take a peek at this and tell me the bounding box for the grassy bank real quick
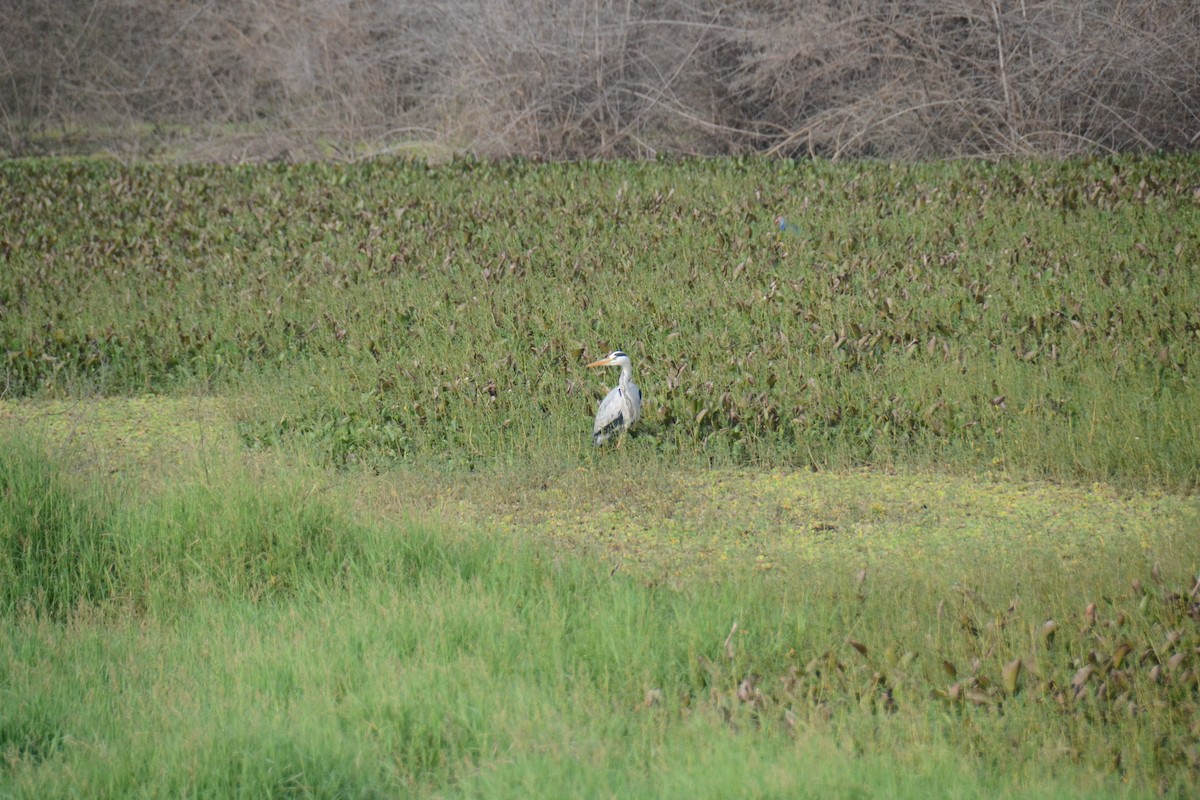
[2,417,1198,797]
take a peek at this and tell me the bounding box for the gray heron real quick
[587,350,641,445]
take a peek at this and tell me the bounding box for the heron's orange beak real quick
[586,356,614,368]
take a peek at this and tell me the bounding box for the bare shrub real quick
[0,0,1196,160]
[725,0,1200,158]
[0,0,444,159]
[408,0,738,158]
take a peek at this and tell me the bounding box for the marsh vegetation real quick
[2,155,1199,796]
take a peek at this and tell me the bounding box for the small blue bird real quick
[775,216,802,235]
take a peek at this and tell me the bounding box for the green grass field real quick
[2,156,1199,797]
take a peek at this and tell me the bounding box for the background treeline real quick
[2,0,1198,161]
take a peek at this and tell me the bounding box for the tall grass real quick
[2,431,1198,796]
[0,436,121,617]
[3,156,1199,489]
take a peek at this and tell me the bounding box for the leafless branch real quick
[1,0,1196,160]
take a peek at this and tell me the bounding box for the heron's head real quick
[587,351,630,369]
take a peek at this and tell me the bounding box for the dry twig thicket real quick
[2,0,1198,160]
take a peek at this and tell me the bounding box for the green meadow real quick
[2,156,1199,797]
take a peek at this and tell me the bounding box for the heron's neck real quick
[618,363,633,389]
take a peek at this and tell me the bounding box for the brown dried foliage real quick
[1,0,1197,160]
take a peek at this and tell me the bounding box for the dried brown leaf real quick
[1111,642,1133,670]
[1072,664,1095,690]
[1002,658,1023,695]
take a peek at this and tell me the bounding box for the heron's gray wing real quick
[593,386,626,437]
